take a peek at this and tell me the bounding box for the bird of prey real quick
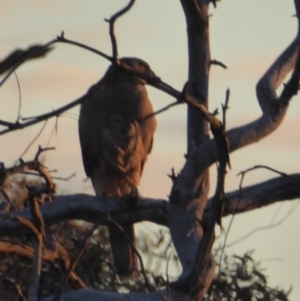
[78,57,157,278]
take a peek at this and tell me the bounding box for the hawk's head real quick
[106,57,156,84]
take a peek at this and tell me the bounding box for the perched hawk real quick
[78,58,157,277]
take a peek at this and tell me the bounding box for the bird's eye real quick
[140,66,146,71]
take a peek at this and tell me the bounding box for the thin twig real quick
[105,0,136,61]
[224,164,300,248]
[226,201,300,247]
[15,120,48,166]
[21,171,75,182]
[216,166,246,297]
[222,89,230,130]
[56,32,112,61]
[15,283,27,301]
[13,72,22,123]
[138,100,183,121]
[210,59,227,69]
[238,165,300,183]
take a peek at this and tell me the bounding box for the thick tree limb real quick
[0,171,299,238]
[183,25,300,179]
[218,173,300,216]
[168,1,214,298]
[0,196,168,237]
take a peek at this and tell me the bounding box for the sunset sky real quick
[1,0,300,299]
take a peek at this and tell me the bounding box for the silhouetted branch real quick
[56,32,112,61]
[105,0,136,61]
[16,121,48,164]
[13,72,22,123]
[210,59,227,69]
[172,80,230,296]
[208,173,300,216]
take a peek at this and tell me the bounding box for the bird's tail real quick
[107,222,137,278]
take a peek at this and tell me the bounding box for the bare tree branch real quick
[15,121,48,164]
[168,0,214,298]
[105,0,136,61]
[0,195,168,237]
[56,32,112,61]
[210,59,227,69]
[219,173,300,216]
[172,35,300,225]
[13,71,22,123]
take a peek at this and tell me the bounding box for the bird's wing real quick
[79,105,143,177]
[101,117,143,173]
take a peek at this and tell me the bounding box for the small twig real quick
[53,172,76,181]
[13,72,22,123]
[34,145,55,161]
[105,0,136,61]
[210,0,220,9]
[222,89,230,130]
[210,59,227,69]
[56,32,112,61]
[0,86,96,136]
[46,117,59,148]
[15,283,27,301]
[215,165,246,298]
[223,164,300,249]
[168,168,178,184]
[238,164,300,183]
[21,171,75,182]
[15,121,48,166]
[139,100,183,121]
[226,201,299,247]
